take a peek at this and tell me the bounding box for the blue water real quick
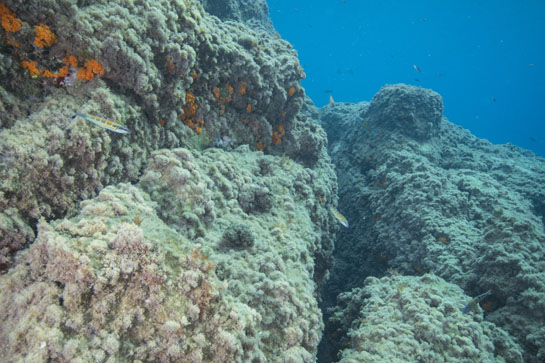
[268,0,545,157]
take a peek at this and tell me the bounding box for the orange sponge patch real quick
[76,59,105,80]
[84,59,104,75]
[0,3,22,33]
[288,87,296,97]
[63,55,78,68]
[34,24,56,48]
[272,124,285,145]
[21,60,41,77]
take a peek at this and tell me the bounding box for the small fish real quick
[462,289,492,314]
[329,95,335,108]
[324,89,334,93]
[529,137,536,142]
[491,96,496,102]
[71,113,130,134]
[361,121,374,134]
[413,64,422,74]
[330,206,349,227]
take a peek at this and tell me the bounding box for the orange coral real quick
[272,124,285,145]
[246,104,252,113]
[76,68,93,81]
[192,71,198,79]
[226,84,234,95]
[6,38,18,47]
[288,87,296,97]
[63,55,78,68]
[76,59,104,81]
[180,91,204,134]
[0,3,22,33]
[42,69,55,78]
[238,81,247,95]
[55,65,69,78]
[165,56,176,72]
[34,24,56,48]
[185,91,195,104]
[256,140,264,151]
[212,87,220,101]
[20,60,41,77]
[84,59,104,75]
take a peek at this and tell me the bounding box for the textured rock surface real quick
[0,143,337,361]
[200,0,274,33]
[320,83,545,361]
[0,1,339,361]
[326,273,523,362]
[0,0,311,267]
[365,83,443,141]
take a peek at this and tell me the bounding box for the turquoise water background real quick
[268,0,545,157]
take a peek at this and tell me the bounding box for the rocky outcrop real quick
[320,83,545,362]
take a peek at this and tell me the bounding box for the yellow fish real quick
[71,113,130,134]
[330,206,349,227]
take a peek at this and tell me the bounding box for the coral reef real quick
[320,83,545,361]
[326,273,523,362]
[0,0,313,267]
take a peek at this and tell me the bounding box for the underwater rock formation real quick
[365,83,443,141]
[0,144,337,361]
[320,83,545,362]
[327,273,523,362]
[0,1,338,361]
[200,0,274,33]
[0,0,310,268]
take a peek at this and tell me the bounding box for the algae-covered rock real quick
[0,0,317,267]
[221,222,256,249]
[320,84,545,362]
[0,184,256,362]
[327,273,523,363]
[0,142,337,361]
[363,83,443,141]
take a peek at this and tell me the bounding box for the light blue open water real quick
[269,0,545,157]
